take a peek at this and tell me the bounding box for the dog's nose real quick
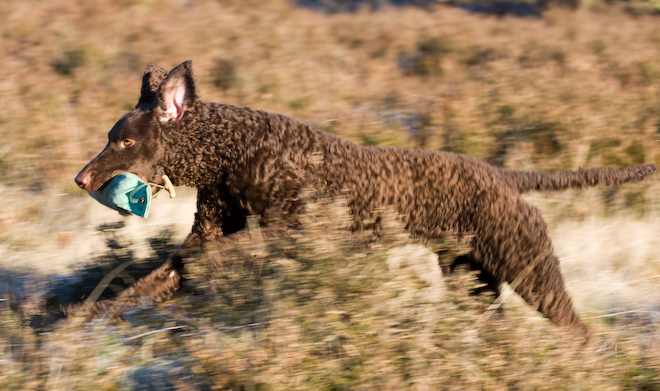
[75,171,91,190]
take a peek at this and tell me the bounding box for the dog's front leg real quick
[85,189,254,319]
[125,232,203,299]
[84,232,205,319]
[91,221,291,317]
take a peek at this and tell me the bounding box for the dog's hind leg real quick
[475,196,590,337]
[516,251,587,330]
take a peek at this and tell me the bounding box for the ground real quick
[0,0,659,389]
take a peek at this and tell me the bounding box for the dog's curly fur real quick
[76,61,656,331]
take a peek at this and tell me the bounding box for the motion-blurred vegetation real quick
[3,196,660,390]
[1,0,660,389]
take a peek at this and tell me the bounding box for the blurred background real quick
[1,0,660,389]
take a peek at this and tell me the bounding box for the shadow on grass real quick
[292,0,437,13]
[292,0,572,17]
[1,221,179,332]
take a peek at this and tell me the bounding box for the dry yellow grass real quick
[0,0,659,389]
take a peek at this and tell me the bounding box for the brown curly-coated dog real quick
[75,61,656,333]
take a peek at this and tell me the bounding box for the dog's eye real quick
[122,139,134,147]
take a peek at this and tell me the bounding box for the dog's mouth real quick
[95,172,153,192]
[93,171,126,192]
[92,172,172,200]
[95,179,112,192]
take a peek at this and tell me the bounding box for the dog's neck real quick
[158,103,272,188]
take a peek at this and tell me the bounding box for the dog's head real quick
[75,61,199,192]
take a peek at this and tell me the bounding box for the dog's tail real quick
[502,164,656,193]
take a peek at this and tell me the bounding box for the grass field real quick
[1,0,660,389]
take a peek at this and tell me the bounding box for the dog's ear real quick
[156,61,199,123]
[136,64,168,109]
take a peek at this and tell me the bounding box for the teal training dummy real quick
[88,173,176,219]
